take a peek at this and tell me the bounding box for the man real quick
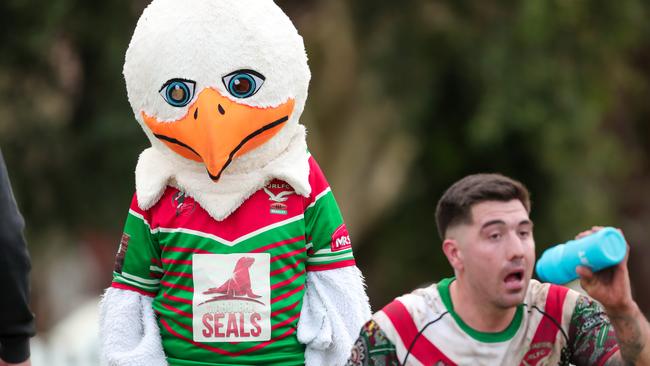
[347,173,650,365]
[0,150,34,366]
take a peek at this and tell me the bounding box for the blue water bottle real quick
[536,227,627,284]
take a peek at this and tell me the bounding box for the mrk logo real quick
[331,224,352,252]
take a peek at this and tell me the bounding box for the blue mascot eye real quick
[222,70,265,99]
[159,79,196,107]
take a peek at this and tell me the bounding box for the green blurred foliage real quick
[1,0,649,314]
[348,0,650,308]
[0,0,149,232]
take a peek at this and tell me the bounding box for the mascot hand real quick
[99,287,168,366]
[297,281,332,349]
[298,266,371,366]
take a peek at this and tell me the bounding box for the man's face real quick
[448,200,535,309]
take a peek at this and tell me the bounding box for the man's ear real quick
[442,238,463,272]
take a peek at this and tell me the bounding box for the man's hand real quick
[575,226,634,313]
[575,226,649,365]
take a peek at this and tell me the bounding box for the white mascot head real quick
[124,0,311,182]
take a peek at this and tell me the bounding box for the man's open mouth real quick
[504,270,524,283]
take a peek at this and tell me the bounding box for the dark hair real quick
[435,173,531,240]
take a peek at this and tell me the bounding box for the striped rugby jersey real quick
[111,156,355,366]
[371,278,619,366]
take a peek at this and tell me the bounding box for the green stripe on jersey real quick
[304,190,345,253]
[155,217,305,253]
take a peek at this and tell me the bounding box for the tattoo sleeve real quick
[346,319,399,366]
[605,304,649,366]
[569,296,620,365]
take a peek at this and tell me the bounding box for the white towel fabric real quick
[99,287,168,366]
[298,266,372,366]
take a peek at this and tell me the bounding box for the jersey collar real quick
[437,277,524,343]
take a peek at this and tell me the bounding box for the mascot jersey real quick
[112,156,354,365]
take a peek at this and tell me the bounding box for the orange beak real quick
[142,88,295,181]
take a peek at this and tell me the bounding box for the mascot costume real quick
[99,0,371,365]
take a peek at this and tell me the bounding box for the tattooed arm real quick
[574,227,650,365]
[346,320,399,366]
[602,303,649,365]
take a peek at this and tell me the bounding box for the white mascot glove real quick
[298,266,371,366]
[99,287,168,366]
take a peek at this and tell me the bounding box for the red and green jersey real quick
[111,156,355,366]
[347,278,619,366]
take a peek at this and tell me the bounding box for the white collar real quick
[134,125,311,221]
